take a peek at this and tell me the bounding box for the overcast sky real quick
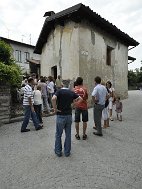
[0,0,141,70]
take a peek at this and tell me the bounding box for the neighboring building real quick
[34,3,139,99]
[0,36,40,75]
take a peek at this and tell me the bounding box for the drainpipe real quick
[59,27,63,77]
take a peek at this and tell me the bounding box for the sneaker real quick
[93,132,103,136]
[36,126,43,131]
[83,134,87,140]
[93,126,97,130]
[75,134,80,140]
[64,153,70,157]
[21,129,30,133]
[55,152,62,157]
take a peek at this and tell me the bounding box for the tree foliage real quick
[0,40,14,65]
[0,40,22,87]
[128,66,142,88]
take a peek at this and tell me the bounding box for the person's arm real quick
[51,95,57,114]
[120,102,123,111]
[91,88,98,104]
[28,96,35,112]
[74,96,82,103]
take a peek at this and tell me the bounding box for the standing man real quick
[55,75,63,90]
[21,77,43,132]
[92,76,108,136]
[73,77,88,140]
[52,80,82,157]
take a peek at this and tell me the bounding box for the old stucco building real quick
[34,3,139,100]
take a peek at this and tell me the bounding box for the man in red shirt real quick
[73,77,88,140]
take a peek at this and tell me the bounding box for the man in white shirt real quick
[92,76,108,136]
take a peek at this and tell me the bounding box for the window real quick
[24,52,30,63]
[15,50,21,62]
[106,46,113,66]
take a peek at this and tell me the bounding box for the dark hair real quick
[31,73,36,77]
[62,80,70,88]
[75,77,83,85]
[21,84,25,87]
[106,81,112,87]
[41,78,46,83]
[116,96,120,100]
[28,77,34,83]
[48,76,53,82]
[94,76,101,84]
[37,85,41,90]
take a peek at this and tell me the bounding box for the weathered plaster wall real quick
[78,21,128,100]
[41,22,79,79]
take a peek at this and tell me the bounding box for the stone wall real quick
[0,85,11,125]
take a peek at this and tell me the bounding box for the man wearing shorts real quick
[74,77,88,140]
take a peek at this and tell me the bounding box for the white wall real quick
[41,22,79,79]
[10,43,40,73]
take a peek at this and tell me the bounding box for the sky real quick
[0,0,141,70]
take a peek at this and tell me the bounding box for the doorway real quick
[51,66,57,79]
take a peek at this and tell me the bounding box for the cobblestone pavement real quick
[0,90,142,189]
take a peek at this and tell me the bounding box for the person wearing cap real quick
[52,79,82,157]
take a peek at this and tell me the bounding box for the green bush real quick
[0,62,22,87]
[0,40,14,65]
[0,40,22,87]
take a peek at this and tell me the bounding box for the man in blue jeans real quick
[52,79,82,157]
[21,77,43,132]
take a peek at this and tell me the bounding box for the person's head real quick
[116,96,120,102]
[31,73,36,79]
[106,81,112,88]
[39,76,43,80]
[75,77,83,86]
[94,76,101,84]
[21,84,25,87]
[28,77,34,85]
[58,75,61,79]
[62,79,70,88]
[48,76,53,82]
[101,81,105,86]
[41,78,46,83]
[37,85,41,91]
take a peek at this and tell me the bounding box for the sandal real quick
[83,134,87,140]
[75,134,80,140]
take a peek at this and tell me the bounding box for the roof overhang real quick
[34,3,139,54]
[128,56,136,64]
[27,59,40,64]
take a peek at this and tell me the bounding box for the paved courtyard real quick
[0,90,142,189]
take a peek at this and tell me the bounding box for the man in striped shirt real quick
[21,77,43,132]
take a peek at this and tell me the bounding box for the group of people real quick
[21,74,123,157]
[20,73,63,132]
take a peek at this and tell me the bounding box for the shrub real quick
[0,40,22,87]
[0,62,22,87]
[0,40,14,65]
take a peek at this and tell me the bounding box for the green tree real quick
[128,70,137,86]
[0,40,14,65]
[0,40,22,87]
